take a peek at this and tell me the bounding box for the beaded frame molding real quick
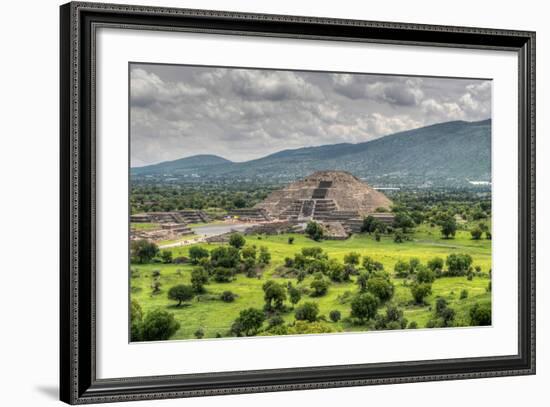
[60,2,535,404]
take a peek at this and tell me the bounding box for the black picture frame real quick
[60,2,536,404]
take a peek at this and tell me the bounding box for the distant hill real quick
[131,119,491,187]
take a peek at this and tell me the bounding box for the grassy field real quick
[131,222,160,230]
[130,224,491,340]
[130,226,491,339]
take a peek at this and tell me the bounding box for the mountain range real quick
[131,119,491,188]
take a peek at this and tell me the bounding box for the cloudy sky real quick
[130,63,491,167]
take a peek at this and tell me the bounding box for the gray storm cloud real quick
[130,64,491,167]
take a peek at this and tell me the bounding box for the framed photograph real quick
[60,2,535,404]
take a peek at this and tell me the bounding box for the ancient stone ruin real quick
[254,170,394,231]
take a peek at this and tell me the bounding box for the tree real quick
[344,252,361,266]
[263,280,287,310]
[357,272,369,292]
[366,277,394,302]
[229,233,246,249]
[190,267,209,293]
[305,221,324,241]
[350,293,379,323]
[220,290,236,302]
[393,212,414,232]
[231,308,266,336]
[288,285,302,305]
[410,282,432,304]
[168,284,194,306]
[361,215,376,233]
[374,303,407,330]
[212,267,234,283]
[328,261,347,282]
[363,256,384,272]
[446,253,473,276]
[130,299,143,341]
[470,227,483,240]
[310,275,329,297]
[329,310,341,323]
[427,257,444,273]
[393,231,405,243]
[440,215,457,239]
[210,246,240,268]
[160,250,173,264]
[288,236,295,244]
[258,246,271,265]
[470,303,491,326]
[295,302,319,322]
[131,240,159,264]
[188,246,209,265]
[241,245,257,261]
[140,309,180,341]
[394,260,409,278]
[194,327,205,339]
[415,265,436,284]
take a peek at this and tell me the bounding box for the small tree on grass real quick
[229,233,246,249]
[415,265,436,284]
[310,275,329,297]
[131,240,159,264]
[168,284,194,306]
[140,309,180,341]
[161,250,173,264]
[295,302,319,322]
[189,246,209,265]
[427,257,444,273]
[394,232,405,243]
[470,303,491,326]
[288,285,301,306]
[194,327,205,339]
[288,236,295,244]
[357,272,369,293]
[470,227,483,240]
[263,280,287,311]
[366,277,394,303]
[394,259,410,278]
[446,253,473,276]
[231,308,265,336]
[258,246,271,265]
[305,221,324,241]
[350,293,379,323]
[410,282,432,304]
[440,216,457,239]
[329,310,341,323]
[191,267,209,293]
[344,252,361,266]
[220,290,236,302]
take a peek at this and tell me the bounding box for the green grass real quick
[131,222,160,230]
[131,225,491,340]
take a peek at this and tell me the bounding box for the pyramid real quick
[255,171,392,221]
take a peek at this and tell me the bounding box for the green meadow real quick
[130,225,491,340]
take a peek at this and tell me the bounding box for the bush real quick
[329,310,341,323]
[284,257,294,268]
[356,272,369,293]
[408,321,418,329]
[194,327,205,339]
[210,246,240,268]
[189,246,209,264]
[344,252,361,266]
[131,239,159,264]
[160,250,173,264]
[268,314,285,328]
[394,232,405,243]
[440,215,457,239]
[140,309,180,341]
[231,308,266,336]
[212,267,234,283]
[446,253,473,276]
[460,289,469,300]
[130,299,143,341]
[310,275,330,297]
[366,277,394,302]
[241,245,257,261]
[415,265,436,284]
[470,227,483,240]
[363,256,384,272]
[328,261,348,282]
[258,246,271,265]
[288,285,301,305]
[288,236,295,244]
[375,303,407,330]
[229,233,246,249]
[220,290,236,302]
[394,260,409,278]
[470,303,491,326]
[191,267,209,293]
[410,282,432,304]
[427,257,444,273]
[295,302,319,322]
[350,293,379,323]
[263,280,287,310]
[168,284,194,306]
[305,221,324,241]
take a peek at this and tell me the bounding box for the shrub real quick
[446,253,473,276]
[263,280,287,310]
[305,221,324,241]
[394,232,405,243]
[168,284,194,306]
[220,290,236,302]
[258,246,271,265]
[288,285,301,305]
[301,247,326,259]
[470,303,491,326]
[268,314,285,328]
[366,277,394,302]
[295,302,319,322]
[350,293,379,323]
[440,215,457,239]
[194,327,205,339]
[363,256,384,272]
[284,257,294,268]
[288,236,295,244]
[231,308,266,336]
[328,261,347,282]
[394,259,409,278]
[160,250,173,264]
[229,233,246,249]
[356,271,369,293]
[460,289,469,300]
[329,310,341,323]
[375,303,407,330]
[310,275,329,297]
[470,227,483,240]
[212,267,234,283]
[140,309,180,341]
[151,270,161,278]
[130,299,143,341]
[191,267,209,293]
[131,239,159,264]
[410,282,432,304]
[415,265,436,284]
[427,257,444,274]
[210,246,240,268]
[241,245,257,261]
[189,246,209,264]
[344,252,361,266]
[408,321,418,329]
